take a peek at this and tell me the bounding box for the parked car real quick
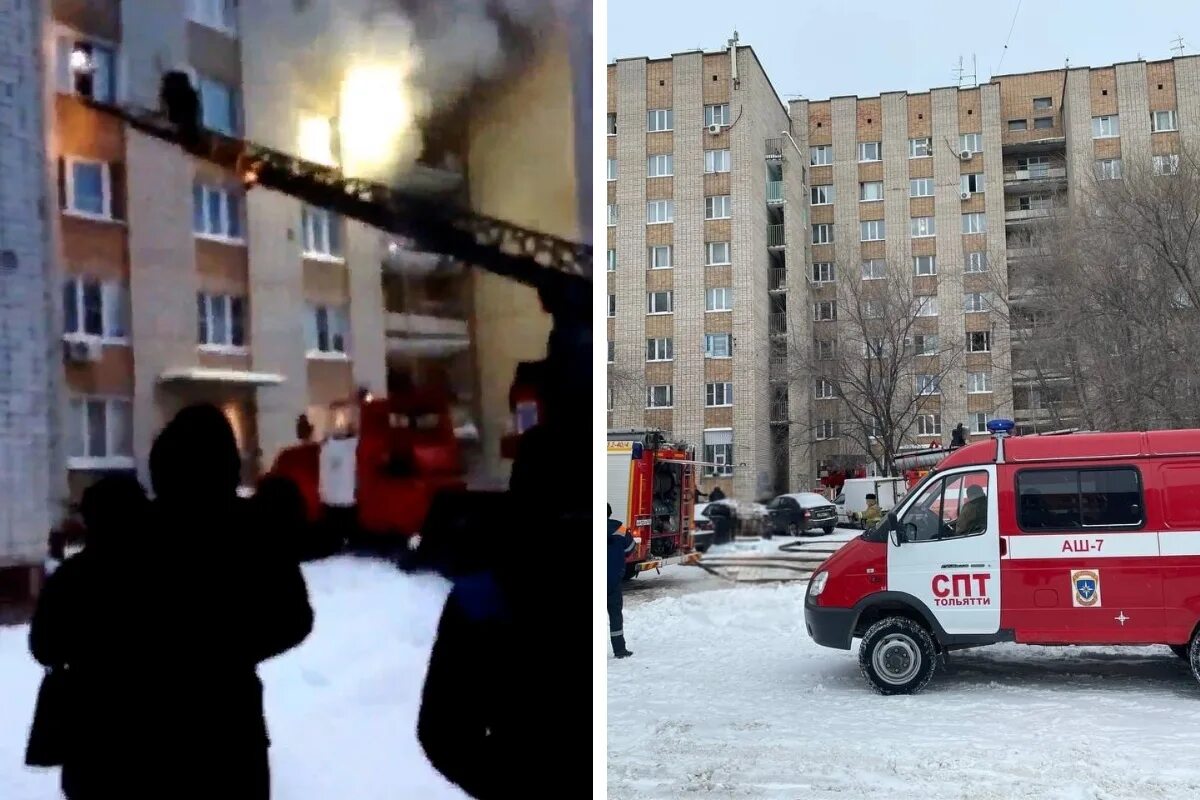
[766,493,838,537]
[693,502,716,552]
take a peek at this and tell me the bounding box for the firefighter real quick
[859,493,883,529]
[956,484,988,535]
[607,504,634,659]
[318,401,359,552]
[708,486,726,502]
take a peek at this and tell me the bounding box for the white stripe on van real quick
[1157,531,1200,557]
[1004,532,1159,560]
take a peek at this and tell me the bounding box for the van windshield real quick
[860,469,939,542]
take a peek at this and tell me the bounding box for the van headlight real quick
[809,571,828,598]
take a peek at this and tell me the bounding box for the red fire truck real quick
[806,419,1200,694]
[607,429,701,580]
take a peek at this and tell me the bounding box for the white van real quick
[834,477,905,528]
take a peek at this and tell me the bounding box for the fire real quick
[337,62,418,179]
[297,113,336,166]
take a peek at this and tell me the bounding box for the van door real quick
[888,466,1001,636]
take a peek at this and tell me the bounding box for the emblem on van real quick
[1071,569,1101,608]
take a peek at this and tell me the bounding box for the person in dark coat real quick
[951,422,967,449]
[606,504,635,658]
[28,404,313,799]
[708,486,726,502]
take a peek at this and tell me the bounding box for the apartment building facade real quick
[609,43,1200,499]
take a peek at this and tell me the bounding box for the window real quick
[607,158,616,181]
[1096,158,1122,180]
[705,287,733,312]
[704,333,732,358]
[814,378,835,400]
[858,142,881,162]
[860,220,885,241]
[706,383,733,407]
[705,195,731,220]
[812,223,833,244]
[960,173,985,194]
[965,251,988,273]
[815,339,836,361]
[899,469,990,541]
[863,299,883,319]
[812,262,835,283]
[862,337,885,359]
[704,104,730,127]
[962,212,986,234]
[647,108,673,132]
[916,374,941,395]
[916,295,938,317]
[704,149,731,173]
[964,292,989,313]
[1016,468,1144,530]
[646,338,673,362]
[607,204,618,226]
[859,181,883,202]
[910,178,934,198]
[607,341,614,363]
[913,255,937,276]
[861,259,886,280]
[192,184,243,240]
[606,113,616,136]
[1017,193,1052,211]
[967,331,992,352]
[706,241,731,265]
[646,385,674,409]
[960,133,982,153]
[1092,115,1119,138]
[647,291,673,314]
[64,158,115,219]
[647,200,674,224]
[647,154,673,177]
[607,249,617,272]
[972,412,989,434]
[811,185,834,205]
[1152,109,1178,132]
[1033,97,1053,110]
[1034,116,1054,130]
[815,419,837,440]
[914,334,938,356]
[1007,119,1028,132]
[703,429,733,476]
[968,371,992,393]
[63,278,128,341]
[810,145,832,166]
[1017,155,1049,176]
[188,0,238,34]
[648,245,672,269]
[909,137,932,158]
[67,397,133,467]
[1154,154,1180,176]
[814,301,837,321]
[196,292,247,349]
[198,75,240,136]
[916,413,942,436]
[910,216,935,238]
[608,294,616,318]
[301,205,343,258]
[306,304,350,356]
[607,388,613,412]
[56,37,116,102]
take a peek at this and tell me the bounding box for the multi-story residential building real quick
[609,40,1200,499]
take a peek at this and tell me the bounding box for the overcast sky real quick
[607,0,1200,102]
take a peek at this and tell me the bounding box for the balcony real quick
[768,268,787,292]
[767,224,785,248]
[769,313,787,335]
[1004,166,1066,183]
[1004,207,1053,224]
[770,400,790,423]
[769,352,789,375]
[395,153,466,197]
[767,181,785,204]
[765,138,783,160]
[384,238,462,277]
[385,305,470,356]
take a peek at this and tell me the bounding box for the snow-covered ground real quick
[609,579,1200,799]
[0,557,470,799]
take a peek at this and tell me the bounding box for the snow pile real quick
[609,582,1200,799]
[0,557,469,799]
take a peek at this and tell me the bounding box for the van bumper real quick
[804,601,857,650]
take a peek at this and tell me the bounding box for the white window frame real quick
[607,204,618,227]
[815,378,835,400]
[196,292,247,353]
[861,259,886,280]
[301,205,343,261]
[972,412,989,434]
[815,419,836,441]
[1092,115,1120,139]
[959,133,983,154]
[705,241,731,265]
[1033,97,1053,110]
[860,220,885,242]
[646,200,674,224]
[704,333,732,359]
[812,223,833,245]
[647,154,673,178]
[916,375,941,396]
[909,137,932,158]
[914,334,939,356]
[704,104,730,127]
[910,178,934,198]
[1096,158,1122,180]
[705,382,733,408]
[916,413,942,436]
[197,74,240,136]
[187,0,238,36]
[704,149,731,174]
[812,262,835,283]
[859,181,884,202]
[646,337,673,362]
[1154,154,1181,176]
[810,145,833,166]
[1152,109,1178,132]
[647,291,674,315]
[857,141,882,162]
[703,429,734,477]
[814,301,837,321]
[56,32,117,103]
[815,339,836,361]
[916,295,938,317]
[607,113,617,136]
[705,287,734,312]
[193,183,244,243]
[648,245,672,270]
[705,195,732,220]
[965,251,988,273]
[962,212,986,234]
[968,371,993,394]
[647,108,673,132]
[646,385,674,409]
[607,158,617,181]
[913,255,937,276]
[305,304,351,359]
[964,292,989,313]
[63,157,114,221]
[910,216,936,238]
[960,173,985,194]
[811,184,834,205]
[63,277,129,344]
[967,331,993,353]
[67,396,135,470]
[607,249,617,272]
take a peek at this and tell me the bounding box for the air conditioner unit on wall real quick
[62,336,102,364]
[959,150,973,161]
[707,123,723,135]
[960,190,972,201]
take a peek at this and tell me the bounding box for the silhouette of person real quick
[253,474,312,563]
[29,404,313,799]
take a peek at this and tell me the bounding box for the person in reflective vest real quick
[607,504,634,659]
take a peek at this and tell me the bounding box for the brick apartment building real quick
[0,0,589,609]
[607,41,1200,500]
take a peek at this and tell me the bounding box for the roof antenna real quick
[1171,35,1187,57]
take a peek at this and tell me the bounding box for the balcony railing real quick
[1004,207,1053,223]
[1004,166,1067,183]
[765,138,783,159]
[769,268,787,291]
[769,313,787,335]
[767,224,785,248]
[770,401,790,423]
[767,181,784,204]
[769,353,789,375]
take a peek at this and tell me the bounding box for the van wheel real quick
[858,617,938,696]
[1171,644,1190,660]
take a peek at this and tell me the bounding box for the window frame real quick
[814,300,837,321]
[959,133,983,154]
[648,245,672,270]
[960,173,985,194]
[1007,118,1028,132]
[704,333,732,359]
[196,291,248,352]
[916,413,942,436]
[193,183,244,243]
[705,382,734,408]
[197,73,241,136]
[606,158,617,181]
[705,241,731,266]
[812,262,835,283]
[916,295,938,317]
[964,292,989,313]
[916,374,941,396]
[645,337,673,363]
[967,330,993,352]
[1091,115,1120,139]
[646,290,674,315]
[1033,97,1053,110]
[607,249,617,272]
[965,251,988,273]
[1154,154,1181,176]
[301,205,344,260]
[861,259,886,280]
[962,212,986,234]
[1034,116,1054,130]
[187,0,239,36]
[972,412,989,434]
[909,178,934,198]
[606,113,617,136]
[56,32,117,103]
[704,104,730,127]
[705,287,734,313]
[1096,158,1123,180]
[607,204,618,227]
[704,195,732,220]
[704,148,731,174]
[814,378,835,400]
[812,223,834,245]
[647,108,674,133]
[859,219,886,242]
[646,199,675,225]
[810,145,833,166]
[63,277,129,344]
[898,469,992,543]
[1015,466,1146,533]
[967,371,993,394]
[857,141,882,162]
[608,294,616,318]
[914,333,939,356]
[913,255,937,276]
[811,184,834,205]
[815,419,837,441]
[66,395,135,470]
[647,153,674,178]
[306,303,351,359]
[646,384,674,409]
[859,181,884,202]
[909,137,932,158]
[1152,109,1179,133]
[64,157,114,221]
[910,216,936,238]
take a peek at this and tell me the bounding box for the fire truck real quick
[607,429,701,580]
[806,419,1200,695]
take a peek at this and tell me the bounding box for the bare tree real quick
[785,256,965,476]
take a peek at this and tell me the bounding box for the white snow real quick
[608,579,1200,799]
[0,557,470,799]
